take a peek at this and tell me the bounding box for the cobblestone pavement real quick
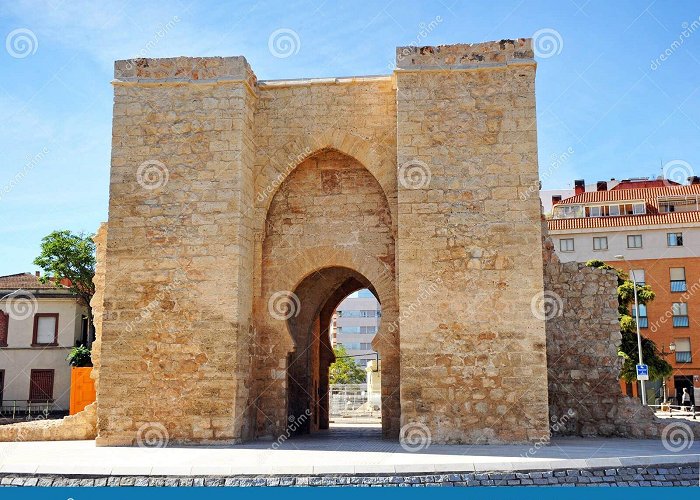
[0,464,698,487]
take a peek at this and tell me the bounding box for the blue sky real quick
[0,0,699,275]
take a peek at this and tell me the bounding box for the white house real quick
[0,273,88,414]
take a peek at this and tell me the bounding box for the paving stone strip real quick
[0,464,698,487]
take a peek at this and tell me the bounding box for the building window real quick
[672,303,689,328]
[635,304,648,328]
[559,238,574,252]
[593,236,608,251]
[32,313,59,346]
[0,311,7,347]
[589,206,602,217]
[29,369,54,402]
[667,232,684,247]
[630,269,645,285]
[608,205,620,216]
[633,203,646,215]
[674,338,692,363]
[360,343,372,350]
[670,267,687,292]
[627,235,643,248]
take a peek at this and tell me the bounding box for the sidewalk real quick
[1,423,698,477]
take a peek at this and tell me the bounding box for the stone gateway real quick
[0,39,668,446]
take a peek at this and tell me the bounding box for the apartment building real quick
[546,177,700,405]
[0,273,88,413]
[330,289,381,368]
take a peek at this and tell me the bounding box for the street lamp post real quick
[615,255,646,406]
[660,342,676,405]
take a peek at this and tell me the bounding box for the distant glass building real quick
[330,289,381,368]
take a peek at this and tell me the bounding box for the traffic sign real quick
[636,363,649,381]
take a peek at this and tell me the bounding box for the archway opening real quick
[285,267,384,439]
[328,288,382,437]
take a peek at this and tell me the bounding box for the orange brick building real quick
[547,178,700,405]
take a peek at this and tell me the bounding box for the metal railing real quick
[651,403,697,419]
[0,400,56,420]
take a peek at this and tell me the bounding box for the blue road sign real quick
[636,363,649,381]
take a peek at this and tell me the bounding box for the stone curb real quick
[0,463,698,487]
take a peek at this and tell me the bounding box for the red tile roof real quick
[611,179,682,190]
[548,183,700,230]
[0,273,68,290]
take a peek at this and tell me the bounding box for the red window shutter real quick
[0,311,7,346]
[29,370,54,401]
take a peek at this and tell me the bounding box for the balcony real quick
[671,280,687,292]
[676,351,692,363]
[673,315,689,328]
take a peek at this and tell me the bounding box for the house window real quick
[360,343,372,350]
[672,303,689,327]
[670,267,687,292]
[0,311,7,347]
[32,313,59,346]
[633,203,646,215]
[29,369,54,402]
[608,205,620,216]
[593,236,608,250]
[630,269,645,285]
[674,338,692,363]
[667,232,684,247]
[589,206,602,217]
[627,235,643,248]
[635,304,648,328]
[559,238,575,252]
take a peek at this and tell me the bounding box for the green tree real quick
[329,345,366,384]
[34,230,96,340]
[586,259,672,382]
